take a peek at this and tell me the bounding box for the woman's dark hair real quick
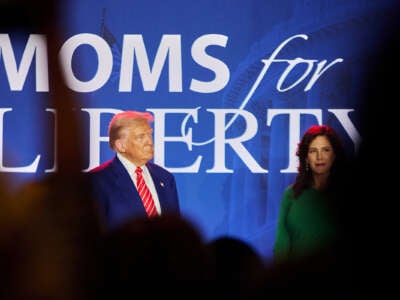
[292,125,346,198]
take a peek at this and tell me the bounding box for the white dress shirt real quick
[117,153,161,214]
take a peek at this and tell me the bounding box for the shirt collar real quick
[117,153,147,175]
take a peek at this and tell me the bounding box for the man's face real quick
[118,120,154,166]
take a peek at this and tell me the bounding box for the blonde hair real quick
[108,111,154,150]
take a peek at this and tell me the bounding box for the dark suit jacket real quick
[89,156,180,229]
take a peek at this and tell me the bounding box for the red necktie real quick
[135,167,158,217]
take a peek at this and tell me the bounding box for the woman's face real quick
[306,135,336,176]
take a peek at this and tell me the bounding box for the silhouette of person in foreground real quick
[99,215,213,300]
[206,236,266,300]
[0,1,103,300]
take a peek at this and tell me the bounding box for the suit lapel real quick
[111,157,146,213]
[147,163,167,210]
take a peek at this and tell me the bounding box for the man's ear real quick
[115,139,125,153]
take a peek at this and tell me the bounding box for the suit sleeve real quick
[164,172,180,214]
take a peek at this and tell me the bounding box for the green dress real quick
[273,187,338,262]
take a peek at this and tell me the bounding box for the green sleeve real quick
[273,187,293,262]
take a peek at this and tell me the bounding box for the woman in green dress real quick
[273,125,347,262]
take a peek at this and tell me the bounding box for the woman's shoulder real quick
[283,185,315,199]
[284,185,294,193]
[281,185,295,200]
[278,186,295,210]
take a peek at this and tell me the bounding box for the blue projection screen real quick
[1,0,398,261]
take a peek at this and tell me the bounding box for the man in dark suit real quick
[89,110,180,229]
